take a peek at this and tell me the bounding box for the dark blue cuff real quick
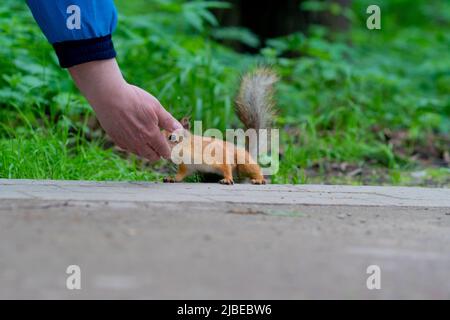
[52,35,116,68]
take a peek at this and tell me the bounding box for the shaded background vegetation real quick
[0,0,449,185]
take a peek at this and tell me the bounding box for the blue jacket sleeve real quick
[26,0,118,68]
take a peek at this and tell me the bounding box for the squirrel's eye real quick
[168,134,178,142]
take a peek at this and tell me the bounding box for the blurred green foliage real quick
[0,0,449,185]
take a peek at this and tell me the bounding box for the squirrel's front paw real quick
[163,176,176,183]
[251,178,266,185]
[219,178,234,185]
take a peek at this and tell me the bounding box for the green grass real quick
[0,0,449,185]
[0,116,162,181]
[0,136,159,181]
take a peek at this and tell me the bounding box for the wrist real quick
[69,58,130,110]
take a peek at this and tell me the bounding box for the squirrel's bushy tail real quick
[235,67,278,131]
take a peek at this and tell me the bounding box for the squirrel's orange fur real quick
[163,68,278,185]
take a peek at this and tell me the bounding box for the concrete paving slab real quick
[1,179,449,207]
[0,179,449,299]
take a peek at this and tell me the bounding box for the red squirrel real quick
[163,68,278,185]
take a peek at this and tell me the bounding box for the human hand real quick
[69,59,181,162]
[96,84,181,161]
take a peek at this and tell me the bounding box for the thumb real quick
[139,88,182,132]
[155,104,182,132]
[142,93,183,132]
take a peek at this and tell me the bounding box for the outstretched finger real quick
[140,144,162,163]
[147,128,172,160]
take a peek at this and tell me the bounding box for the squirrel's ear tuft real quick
[180,117,191,130]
